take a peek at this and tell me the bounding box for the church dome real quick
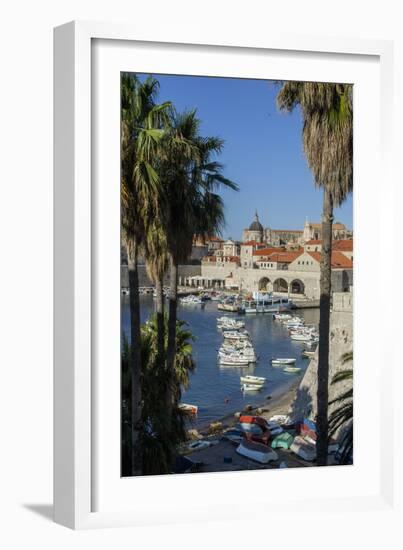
[249,211,263,232]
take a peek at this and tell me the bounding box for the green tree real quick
[328,352,353,464]
[277,82,353,465]
[121,315,196,475]
[121,73,171,475]
[162,110,238,422]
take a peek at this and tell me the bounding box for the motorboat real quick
[273,313,292,321]
[290,333,314,342]
[236,440,279,464]
[180,295,205,306]
[222,330,250,341]
[217,317,245,330]
[241,383,262,391]
[284,366,302,373]
[270,358,296,365]
[302,350,316,358]
[220,355,250,366]
[239,375,266,385]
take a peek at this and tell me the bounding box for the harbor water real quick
[122,295,319,427]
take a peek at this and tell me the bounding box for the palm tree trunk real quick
[155,276,165,369]
[126,239,143,475]
[316,187,333,466]
[166,256,178,421]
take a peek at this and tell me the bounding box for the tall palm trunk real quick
[316,187,333,466]
[126,239,143,475]
[155,276,165,370]
[166,256,178,421]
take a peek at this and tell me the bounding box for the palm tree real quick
[139,314,196,474]
[121,73,171,475]
[329,352,353,464]
[277,82,353,465]
[162,110,238,421]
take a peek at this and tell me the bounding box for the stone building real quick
[242,211,265,243]
[302,219,352,242]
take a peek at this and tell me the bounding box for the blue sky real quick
[138,73,353,241]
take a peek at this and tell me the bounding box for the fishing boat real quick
[270,358,296,365]
[236,440,279,464]
[219,350,257,363]
[239,375,266,385]
[284,366,302,373]
[178,403,198,415]
[241,383,262,391]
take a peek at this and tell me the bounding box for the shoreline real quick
[194,376,301,437]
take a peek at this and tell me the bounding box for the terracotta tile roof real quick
[308,251,353,268]
[267,250,304,263]
[253,247,284,257]
[202,255,217,262]
[333,239,353,252]
[306,240,322,245]
[242,240,261,246]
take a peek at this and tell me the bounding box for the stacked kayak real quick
[271,432,294,450]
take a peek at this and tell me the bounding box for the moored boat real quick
[270,358,296,365]
[241,383,262,391]
[236,440,279,464]
[284,366,302,373]
[239,375,266,385]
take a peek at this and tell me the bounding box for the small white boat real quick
[220,355,250,366]
[223,330,250,340]
[273,313,292,321]
[180,295,205,306]
[270,358,296,365]
[284,366,302,373]
[269,414,292,426]
[302,350,315,358]
[236,440,278,464]
[178,403,198,415]
[241,383,262,392]
[240,375,266,385]
[290,333,313,342]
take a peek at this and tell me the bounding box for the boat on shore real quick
[236,440,279,464]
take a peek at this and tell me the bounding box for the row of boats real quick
[273,313,319,345]
[217,317,258,367]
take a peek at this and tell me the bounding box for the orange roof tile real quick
[306,240,322,245]
[253,247,284,257]
[267,250,304,263]
[308,251,353,268]
[333,239,353,252]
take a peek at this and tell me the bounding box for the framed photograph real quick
[54,21,396,529]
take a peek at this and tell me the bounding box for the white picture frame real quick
[54,20,398,530]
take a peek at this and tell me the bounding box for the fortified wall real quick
[121,264,202,288]
[290,291,353,421]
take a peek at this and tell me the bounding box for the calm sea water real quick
[121,295,319,427]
